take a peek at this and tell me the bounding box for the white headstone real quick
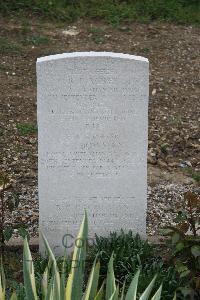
[37,52,149,254]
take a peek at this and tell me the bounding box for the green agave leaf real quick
[41,233,57,264]
[84,258,100,300]
[94,281,104,300]
[23,237,37,300]
[52,271,61,300]
[110,285,119,300]
[0,263,5,300]
[120,281,126,300]
[60,250,68,300]
[106,253,116,300]
[16,283,24,299]
[125,269,140,300]
[41,267,48,299]
[139,276,157,300]
[65,211,88,300]
[41,234,60,300]
[151,285,162,300]
[45,275,54,300]
[172,292,176,300]
[10,290,17,300]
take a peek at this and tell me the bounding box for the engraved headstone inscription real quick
[37,52,149,254]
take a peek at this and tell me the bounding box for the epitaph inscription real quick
[37,52,149,254]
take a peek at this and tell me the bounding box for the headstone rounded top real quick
[37,51,148,63]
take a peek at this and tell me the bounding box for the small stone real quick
[184,161,192,167]
[178,161,192,168]
[168,162,177,167]
[21,152,28,159]
[157,159,168,167]
[148,155,157,165]
[152,88,156,96]
[183,177,194,185]
[62,28,80,36]
[29,138,35,144]
[119,26,130,32]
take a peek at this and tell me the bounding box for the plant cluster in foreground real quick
[86,231,183,300]
[0,213,178,300]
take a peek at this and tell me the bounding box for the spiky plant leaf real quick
[65,211,88,300]
[41,234,60,300]
[45,275,54,300]
[52,270,61,300]
[139,276,157,300]
[60,250,68,300]
[151,285,162,300]
[23,237,37,300]
[84,259,100,300]
[120,281,126,300]
[10,291,17,300]
[109,285,119,300]
[172,292,176,300]
[94,281,104,300]
[41,267,48,299]
[0,262,5,300]
[106,253,116,300]
[125,269,140,300]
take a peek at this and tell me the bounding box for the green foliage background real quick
[0,0,199,24]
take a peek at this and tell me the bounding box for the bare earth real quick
[0,16,199,237]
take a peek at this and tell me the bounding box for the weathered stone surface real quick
[37,52,149,254]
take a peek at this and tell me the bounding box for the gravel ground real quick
[147,183,199,235]
[2,182,199,238]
